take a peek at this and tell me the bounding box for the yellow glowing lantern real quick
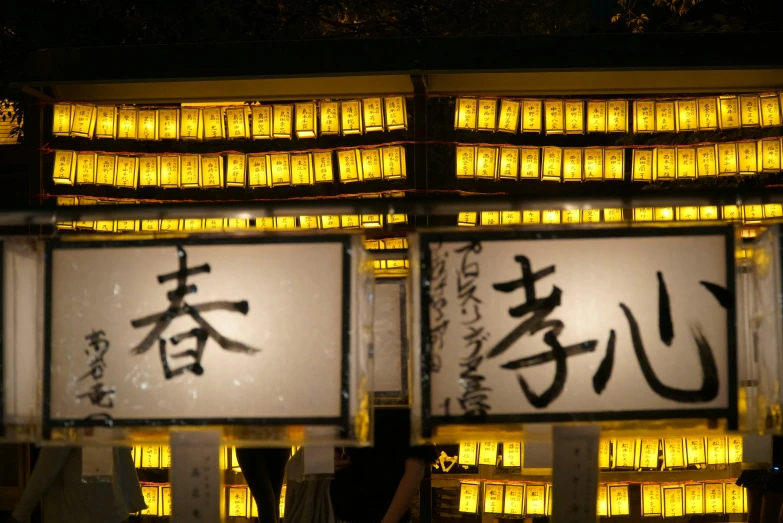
[386,213,408,225]
[291,153,314,185]
[639,438,660,468]
[248,155,270,188]
[93,105,116,139]
[655,101,675,132]
[114,156,139,189]
[504,485,523,515]
[225,107,249,139]
[160,446,172,468]
[70,104,96,138]
[480,211,500,226]
[597,485,609,516]
[604,149,625,180]
[321,215,340,229]
[544,100,564,134]
[340,215,360,229]
[458,442,477,465]
[717,143,738,176]
[160,487,172,516]
[338,150,362,183]
[74,197,97,230]
[586,101,607,133]
[719,95,740,129]
[655,207,674,221]
[632,149,655,182]
[686,437,706,465]
[498,147,519,180]
[141,446,161,468]
[723,205,741,221]
[698,97,718,130]
[685,484,703,515]
[52,103,72,136]
[478,442,498,465]
[117,107,138,139]
[152,156,174,188]
[633,100,656,133]
[312,151,334,183]
[598,439,611,468]
[760,94,781,127]
[360,148,383,181]
[380,146,406,180]
[542,210,561,224]
[225,218,249,229]
[477,98,497,131]
[228,486,248,517]
[676,147,697,179]
[739,95,760,127]
[655,147,677,180]
[519,148,540,179]
[663,486,684,517]
[75,153,97,185]
[455,98,478,130]
[384,96,407,131]
[484,484,504,513]
[737,141,759,174]
[95,155,116,185]
[521,100,542,133]
[642,484,662,517]
[607,100,629,132]
[180,155,201,188]
[540,146,562,181]
[760,138,782,172]
[458,483,479,513]
[522,210,541,224]
[664,438,685,468]
[677,206,699,221]
[565,100,584,134]
[609,485,630,516]
[457,212,477,226]
[299,216,319,229]
[603,208,623,222]
[613,438,636,468]
[697,145,717,177]
[137,109,158,140]
[584,148,604,180]
[141,486,159,516]
[498,99,520,133]
[360,214,383,228]
[500,211,521,225]
[700,206,719,220]
[203,107,225,140]
[200,156,224,188]
[476,147,498,180]
[156,108,179,140]
[225,154,246,188]
[339,100,362,135]
[181,107,203,140]
[250,105,272,140]
[455,146,476,179]
[269,153,291,186]
[271,104,293,139]
[160,219,180,232]
[55,196,77,230]
[765,204,783,218]
[318,101,340,136]
[581,209,600,223]
[704,483,723,514]
[502,442,521,467]
[255,217,274,230]
[526,485,546,515]
[294,102,317,138]
[562,148,582,181]
[676,99,698,131]
[744,205,764,222]
[182,218,203,231]
[724,483,744,514]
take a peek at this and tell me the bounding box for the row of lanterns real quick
[455,138,783,182]
[455,93,782,134]
[51,97,408,141]
[51,145,408,188]
[139,484,280,518]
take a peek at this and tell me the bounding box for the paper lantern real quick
[664,438,685,468]
[160,487,172,516]
[52,103,72,136]
[458,483,479,513]
[717,143,738,175]
[386,214,408,225]
[655,147,677,180]
[74,197,97,230]
[526,485,546,515]
[719,95,740,129]
[225,218,249,229]
[604,208,623,222]
[604,149,625,180]
[676,148,697,179]
[251,106,272,139]
[137,109,158,140]
[522,210,541,224]
[340,100,362,135]
[181,107,203,140]
[584,148,603,180]
[290,153,314,185]
[700,206,719,220]
[361,148,383,181]
[521,100,542,133]
[737,142,759,174]
[655,101,676,132]
[564,100,584,134]
[226,107,249,139]
[476,147,498,180]
[270,153,291,186]
[479,442,498,465]
[498,99,520,133]
[160,446,172,468]
[161,219,180,232]
[458,442,477,465]
[724,483,744,514]
[200,155,224,188]
[587,101,607,133]
[540,146,562,181]
[141,486,159,516]
[95,106,116,139]
[116,156,140,189]
[663,486,684,517]
[338,150,363,183]
[141,446,161,468]
[117,107,138,139]
[562,148,583,181]
[457,212,477,226]
[203,107,225,140]
[520,148,540,179]
[676,99,698,131]
[157,108,179,140]
[180,155,200,188]
[502,442,521,467]
[455,146,476,179]
[698,97,719,130]
[225,154,246,187]
[380,146,406,180]
[319,102,340,135]
[765,204,783,218]
[321,215,340,229]
[227,486,248,517]
[182,218,203,231]
[299,216,319,229]
[655,207,674,221]
[760,94,781,127]
[340,215,360,228]
[500,211,521,225]
[69,104,96,138]
[607,100,629,132]
[744,204,765,222]
[633,100,655,133]
[313,151,334,183]
[739,95,760,127]
[255,217,274,230]
[634,208,653,222]
[697,145,718,177]
[455,98,478,130]
[480,211,500,226]
[542,210,561,224]
[676,206,699,221]
[685,437,707,465]
[504,485,524,515]
[759,138,782,172]
[583,209,601,223]
[685,484,703,515]
[153,156,174,188]
[723,205,741,221]
[642,485,663,516]
[597,485,609,516]
[272,104,293,139]
[294,102,317,138]
[360,214,383,228]
[639,438,660,468]
[609,485,630,516]
[248,155,270,188]
[632,149,655,182]
[76,153,97,184]
[598,440,611,468]
[384,96,407,131]
[613,439,635,468]
[544,100,564,134]
[484,484,504,513]
[477,98,497,131]
[704,483,723,514]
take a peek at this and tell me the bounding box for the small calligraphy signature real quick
[76,330,115,409]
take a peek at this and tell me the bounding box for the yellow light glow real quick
[142,220,161,233]
[520,148,540,179]
[603,208,623,222]
[760,138,782,172]
[361,97,383,132]
[655,148,676,180]
[664,438,685,468]
[723,205,741,221]
[607,100,628,132]
[604,149,625,180]
[270,153,291,186]
[686,437,706,465]
[274,217,296,229]
[279,485,286,518]
[457,212,477,226]
[75,153,97,185]
[544,100,564,134]
[52,103,72,136]
[737,142,759,174]
[542,210,561,224]
[706,436,727,464]
[317,101,339,136]
[586,101,607,133]
[70,104,96,138]
[477,98,497,131]
[522,210,541,224]
[480,211,500,226]
[740,95,760,127]
[744,204,763,222]
[137,109,158,140]
[633,100,655,133]
[562,148,582,181]
[141,486,159,516]
[642,484,662,516]
[141,446,161,468]
[476,147,498,180]
[541,146,562,181]
[597,485,609,516]
[676,148,697,179]
[95,106,116,139]
[500,211,521,225]
[504,485,523,515]
[765,204,783,218]
[700,206,719,220]
[249,493,259,518]
[182,218,203,231]
[248,155,270,188]
[381,145,406,180]
[632,149,654,182]
[484,484,504,513]
[203,107,225,140]
[384,238,408,249]
[609,485,630,516]
[200,155,224,188]
[161,487,172,516]
[338,150,362,183]
[676,99,698,131]
[719,95,740,129]
[698,97,719,130]
[717,143,738,175]
[158,108,180,140]
[584,148,603,180]
[225,154,246,188]
[361,148,382,181]
[521,100,542,133]
[204,218,223,231]
[291,153,314,185]
[655,207,674,221]
[458,442,477,465]
[225,218,249,229]
[499,147,519,180]
[384,96,407,131]
[760,94,781,127]
[685,484,703,515]
[321,215,339,229]
[456,146,476,179]
[583,209,601,223]
[160,219,180,232]
[387,213,408,224]
[228,487,248,517]
[547,485,552,516]
[639,438,659,468]
[459,483,479,513]
[565,100,584,134]
[724,483,744,514]
[294,102,316,138]
[502,442,521,467]
[225,107,249,139]
[340,215,360,228]
[697,145,717,177]
[113,156,139,189]
[498,99,520,133]
[296,216,317,229]
[117,107,138,139]
[181,107,203,140]
[360,214,383,228]
[308,151,333,183]
[663,486,683,517]
[180,155,200,188]
[613,438,635,468]
[479,442,498,465]
[655,101,675,132]
[598,439,611,468]
[704,483,723,514]
[455,98,478,130]
[728,436,743,463]
[255,217,274,230]
[526,485,546,515]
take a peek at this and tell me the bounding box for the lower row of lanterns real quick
[456,481,746,517]
[138,483,286,518]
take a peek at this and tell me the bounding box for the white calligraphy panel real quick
[46,237,357,431]
[414,228,735,437]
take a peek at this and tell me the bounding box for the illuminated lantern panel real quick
[458,483,479,513]
[676,99,698,131]
[273,104,293,139]
[655,101,675,132]
[484,484,504,514]
[181,107,203,139]
[520,148,540,179]
[564,100,584,134]
[704,483,723,514]
[226,107,249,139]
[478,442,498,466]
[525,485,546,515]
[663,438,685,468]
[663,486,684,518]
[458,442,477,466]
[587,101,607,133]
[522,100,543,133]
[294,102,317,138]
[502,442,522,467]
[480,211,500,226]
[685,485,703,515]
[698,97,718,131]
[251,105,272,139]
[540,146,562,181]
[740,94,760,127]
[476,147,498,180]
[504,485,524,515]
[686,437,706,465]
[476,98,497,131]
[718,95,740,129]
[598,440,611,468]
[562,148,582,181]
[497,99,520,133]
[638,438,659,469]
[384,96,407,131]
[761,94,782,127]
[500,211,521,225]
[544,100,564,135]
[633,100,655,133]
[613,439,635,468]
[141,486,159,516]
[584,148,603,180]
[607,100,628,132]
[52,103,72,136]
[609,485,630,516]
[498,147,519,180]
[597,485,609,516]
[455,97,478,130]
[707,436,727,465]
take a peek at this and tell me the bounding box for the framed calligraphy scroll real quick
[411,227,736,439]
[43,235,366,438]
[373,279,410,406]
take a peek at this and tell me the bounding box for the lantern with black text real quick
[117,107,138,139]
[676,148,697,179]
[724,483,744,514]
[728,436,743,462]
[697,145,717,177]
[272,105,293,139]
[137,109,158,140]
[562,148,582,181]
[685,484,703,515]
[740,95,760,127]
[639,438,659,468]
[522,210,541,224]
[458,483,479,513]
[481,211,499,226]
[504,485,523,515]
[707,436,727,464]
[52,103,72,136]
[642,485,663,517]
[200,155,224,188]
[95,106,116,139]
[634,208,653,222]
[484,484,504,514]
[225,154,246,187]
[381,146,406,180]
[565,100,584,134]
[384,96,407,130]
[656,101,676,132]
[96,154,116,185]
[704,483,724,514]
[476,147,498,180]
[584,148,603,180]
[655,207,674,221]
[454,146,476,178]
[181,107,203,140]
[141,486,159,516]
[501,211,521,225]
[498,147,519,180]
[609,485,630,516]
[738,142,758,174]
[251,106,272,139]
[526,485,546,516]
[677,99,698,131]
[458,442,477,465]
[717,143,738,175]
[698,97,718,130]
[604,149,624,180]
[633,100,655,133]
[663,486,684,517]
[478,442,498,465]
[613,439,636,468]
[270,153,291,186]
[498,100,520,133]
[544,100,564,134]
[582,209,600,223]
[363,97,384,132]
[203,107,225,140]
[664,438,685,468]
[656,148,676,180]
[520,148,540,179]
[455,98,478,130]
[719,95,740,129]
[313,151,334,182]
[475,98,497,131]
[114,156,139,188]
[338,150,362,183]
[700,206,719,220]
[76,153,97,185]
[248,155,270,187]
[158,108,180,140]
[70,104,96,138]
[632,149,654,182]
[294,103,317,138]
[319,102,339,135]
[760,138,782,172]
[607,100,628,132]
[604,208,623,222]
[341,100,363,135]
[598,440,610,468]
[154,156,175,188]
[180,155,200,188]
[540,146,562,181]
[597,485,609,516]
[686,437,706,465]
[226,107,249,139]
[522,100,542,133]
[587,101,607,133]
[502,442,521,467]
[361,148,383,181]
[228,487,248,517]
[761,94,782,127]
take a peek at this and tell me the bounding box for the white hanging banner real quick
[170,430,222,523]
[552,425,600,523]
